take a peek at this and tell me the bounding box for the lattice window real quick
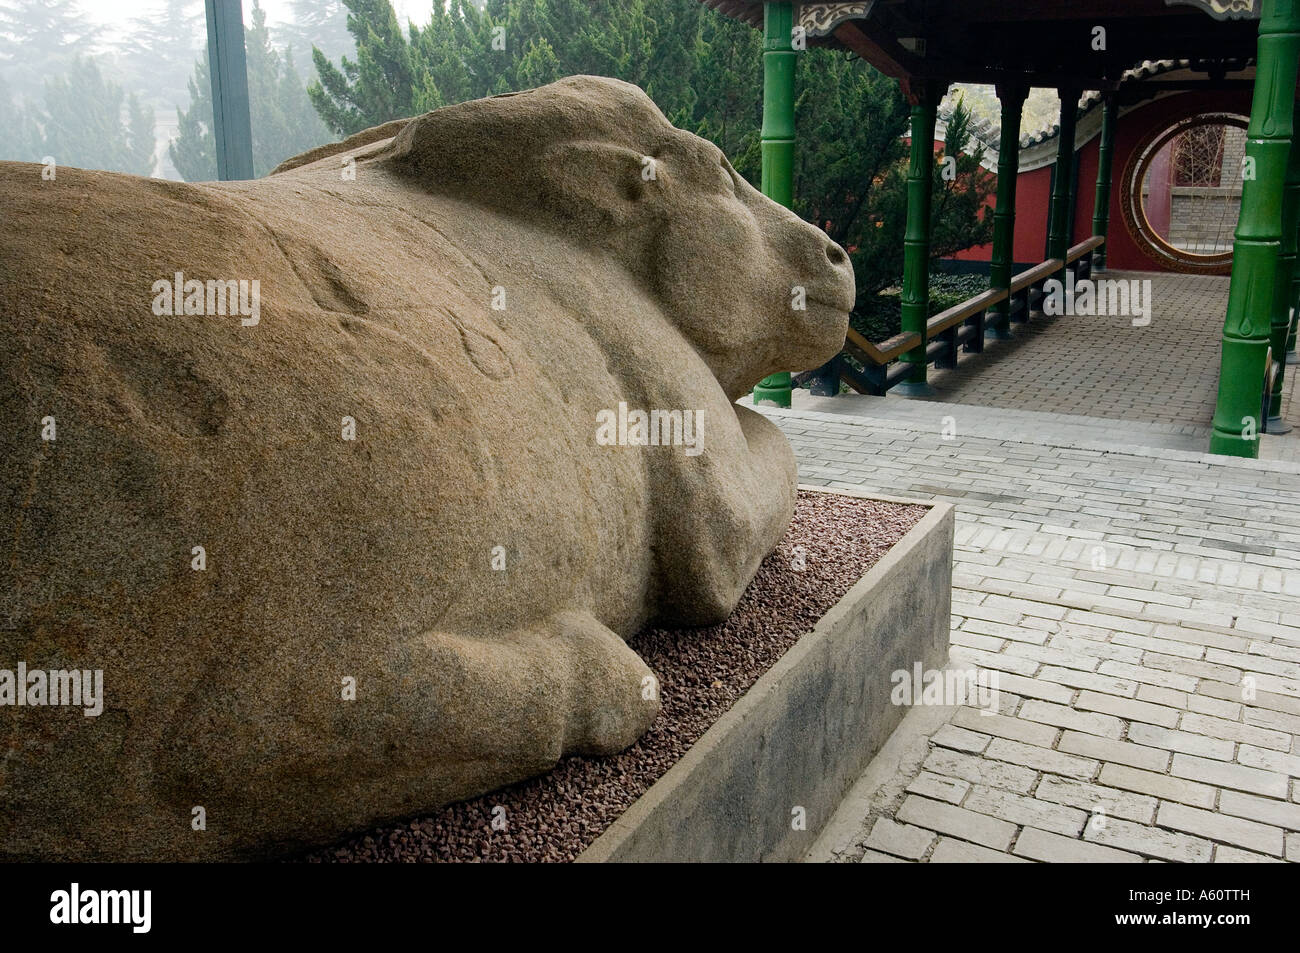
[1172,124,1227,187]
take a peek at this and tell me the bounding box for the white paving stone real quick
[773,396,1300,864]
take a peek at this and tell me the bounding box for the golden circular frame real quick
[1119,111,1248,275]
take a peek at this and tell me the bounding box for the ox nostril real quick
[825,242,848,267]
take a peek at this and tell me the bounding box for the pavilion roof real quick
[700,1,1261,89]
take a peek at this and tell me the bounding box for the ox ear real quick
[536,140,655,232]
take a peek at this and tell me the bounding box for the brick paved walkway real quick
[755,401,1300,863]
[915,270,1300,434]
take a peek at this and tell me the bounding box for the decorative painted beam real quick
[753,1,798,408]
[205,0,255,181]
[1165,0,1261,20]
[987,82,1028,340]
[1210,0,1300,456]
[1091,94,1118,272]
[799,2,874,37]
[895,79,948,397]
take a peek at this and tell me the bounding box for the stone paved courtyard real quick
[750,278,1300,863]
[761,399,1300,863]
[916,271,1300,433]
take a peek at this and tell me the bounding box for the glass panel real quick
[0,0,351,180]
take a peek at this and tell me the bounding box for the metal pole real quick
[205,0,255,181]
[1092,94,1118,272]
[1210,0,1300,456]
[987,83,1027,340]
[895,80,944,396]
[1046,88,1080,279]
[752,1,797,408]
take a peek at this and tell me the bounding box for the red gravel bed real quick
[299,489,927,863]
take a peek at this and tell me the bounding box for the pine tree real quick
[308,0,416,135]
[931,96,994,259]
[0,0,100,104]
[0,76,40,161]
[121,0,205,120]
[685,8,760,171]
[24,56,155,175]
[283,0,355,67]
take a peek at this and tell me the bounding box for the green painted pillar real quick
[1267,98,1300,433]
[1289,208,1300,361]
[1210,0,1300,457]
[1289,216,1300,362]
[1288,154,1300,367]
[1046,88,1080,278]
[1091,94,1118,273]
[987,83,1028,340]
[896,80,945,396]
[752,1,797,408]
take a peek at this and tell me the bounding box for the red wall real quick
[1074,88,1250,271]
[952,89,1251,272]
[951,164,1052,265]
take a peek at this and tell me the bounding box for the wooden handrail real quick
[1066,235,1105,263]
[927,287,1008,336]
[1010,258,1063,293]
[840,237,1105,383]
[845,326,920,365]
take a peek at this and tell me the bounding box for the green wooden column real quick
[1267,98,1300,433]
[896,80,945,396]
[1046,88,1080,278]
[1091,94,1118,273]
[987,83,1028,340]
[1210,0,1300,457]
[1290,199,1300,364]
[1289,214,1300,362]
[752,1,797,408]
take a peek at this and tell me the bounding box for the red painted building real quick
[951,63,1252,275]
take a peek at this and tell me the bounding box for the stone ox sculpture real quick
[0,76,853,860]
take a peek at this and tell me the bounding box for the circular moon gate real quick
[1121,112,1248,275]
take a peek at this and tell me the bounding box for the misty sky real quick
[81,0,435,43]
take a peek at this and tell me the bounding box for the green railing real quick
[799,237,1105,397]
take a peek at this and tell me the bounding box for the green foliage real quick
[0,77,40,160]
[6,56,156,175]
[281,0,356,67]
[932,97,994,263]
[0,0,100,104]
[852,272,994,342]
[308,0,417,135]
[121,0,205,123]
[170,1,333,181]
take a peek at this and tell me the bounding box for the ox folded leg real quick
[412,611,661,761]
[149,610,661,859]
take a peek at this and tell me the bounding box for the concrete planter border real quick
[577,486,954,863]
